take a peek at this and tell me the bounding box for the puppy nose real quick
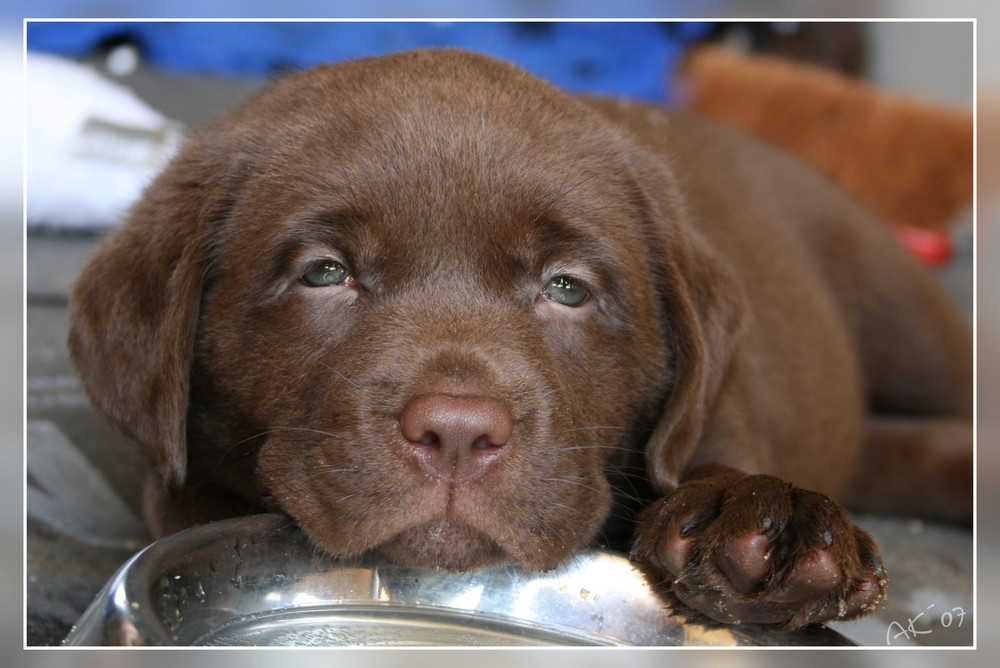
[399,393,513,481]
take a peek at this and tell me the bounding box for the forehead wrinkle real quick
[277,214,397,289]
[528,215,621,281]
[215,209,373,290]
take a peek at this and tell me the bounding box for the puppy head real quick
[69,49,742,570]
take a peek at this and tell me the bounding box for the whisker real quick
[605,466,646,484]
[608,488,648,506]
[264,517,301,539]
[610,479,652,503]
[549,501,585,518]
[320,362,363,390]
[541,477,603,494]
[302,466,362,482]
[604,461,654,502]
[562,425,628,434]
[215,426,349,468]
[223,425,347,451]
[261,426,348,439]
[597,509,645,528]
[559,443,636,454]
[539,382,587,400]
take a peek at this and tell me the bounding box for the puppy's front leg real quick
[630,465,887,629]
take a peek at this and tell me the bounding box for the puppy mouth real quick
[356,482,598,572]
[287,477,585,572]
[363,482,550,571]
[373,517,509,571]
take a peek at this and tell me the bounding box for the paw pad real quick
[631,474,889,628]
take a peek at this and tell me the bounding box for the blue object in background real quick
[26,21,715,102]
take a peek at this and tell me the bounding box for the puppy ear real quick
[644,225,746,492]
[68,153,222,488]
[627,155,748,494]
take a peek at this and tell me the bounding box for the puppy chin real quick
[375,519,509,571]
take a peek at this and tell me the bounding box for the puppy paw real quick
[631,472,887,629]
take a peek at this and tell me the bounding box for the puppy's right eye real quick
[301,260,350,287]
[541,275,589,307]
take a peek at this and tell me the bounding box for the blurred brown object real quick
[677,45,973,232]
[694,22,868,76]
[979,96,1000,211]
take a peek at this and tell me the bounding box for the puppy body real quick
[68,49,971,629]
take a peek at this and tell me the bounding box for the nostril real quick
[417,432,441,447]
[472,435,496,450]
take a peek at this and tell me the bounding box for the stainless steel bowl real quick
[64,514,856,646]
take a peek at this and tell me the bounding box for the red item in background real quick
[894,223,953,267]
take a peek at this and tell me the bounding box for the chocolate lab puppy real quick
[68,49,972,630]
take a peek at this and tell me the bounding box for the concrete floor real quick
[24,65,976,647]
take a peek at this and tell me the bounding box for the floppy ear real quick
[625,151,748,495]
[68,150,226,489]
[644,226,747,492]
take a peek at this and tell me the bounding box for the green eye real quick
[302,260,349,287]
[541,276,589,307]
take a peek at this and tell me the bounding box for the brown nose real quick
[399,393,513,481]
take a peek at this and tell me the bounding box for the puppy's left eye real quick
[541,276,589,307]
[302,260,350,287]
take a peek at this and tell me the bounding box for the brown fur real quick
[678,45,973,230]
[68,49,972,629]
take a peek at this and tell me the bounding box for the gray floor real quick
[24,66,976,647]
